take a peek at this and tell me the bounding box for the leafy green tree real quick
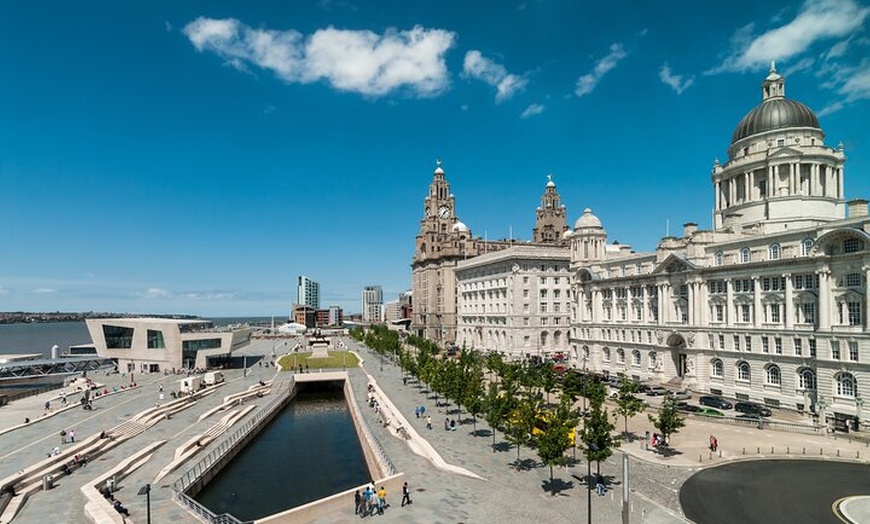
[535,397,579,493]
[580,402,619,477]
[505,396,538,469]
[483,381,515,450]
[614,378,646,438]
[648,396,686,447]
[583,379,608,409]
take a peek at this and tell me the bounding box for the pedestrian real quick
[415,406,420,419]
[401,481,412,507]
[60,429,67,444]
[354,489,361,515]
[403,376,407,386]
[44,400,50,412]
[70,428,76,443]
[113,499,130,517]
[159,384,164,393]
[711,436,718,452]
[596,475,606,496]
[61,391,67,405]
[426,415,432,430]
[377,486,387,514]
[444,418,450,431]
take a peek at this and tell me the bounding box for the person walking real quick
[60,429,67,444]
[377,486,387,514]
[596,474,606,496]
[354,489,361,515]
[401,481,412,507]
[426,415,432,430]
[70,428,76,443]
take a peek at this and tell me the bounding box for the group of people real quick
[354,482,388,517]
[650,433,668,448]
[99,484,130,518]
[60,428,76,444]
[443,418,458,431]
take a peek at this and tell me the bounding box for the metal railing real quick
[172,376,294,522]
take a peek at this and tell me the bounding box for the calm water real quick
[0,317,274,356]
[195,390,369,521]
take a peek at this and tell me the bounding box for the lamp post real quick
[137,483,151,524]
[586,443,598,524]
[856,396,864,431]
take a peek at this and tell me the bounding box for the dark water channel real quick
[195,385,370,521]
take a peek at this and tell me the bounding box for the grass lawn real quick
[277,351,360,371]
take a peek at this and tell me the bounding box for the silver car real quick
[668,390,691,401]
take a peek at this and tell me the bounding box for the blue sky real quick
[2,0,869,318]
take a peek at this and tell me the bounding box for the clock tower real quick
[532,174,569,243]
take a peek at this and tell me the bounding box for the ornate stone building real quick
[411,164,568,345]
[568,65,869,428]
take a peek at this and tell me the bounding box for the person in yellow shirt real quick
[377,486,387,514]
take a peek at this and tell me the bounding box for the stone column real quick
[865,265,870,330]
[753,276,762,328]
[715,181,721,211]
[784,273,793,329]
[838,168,844,200]
[641,285,648,323]
[657,283,666,324]
[725,278,734,324]
[818,269,831,330]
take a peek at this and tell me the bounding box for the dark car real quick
[698,395,733,410]
[734,401,772,417]
[676,402,702,413]
[646,386,668,396]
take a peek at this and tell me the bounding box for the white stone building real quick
[568,65,869,429]
[456,245,572,359]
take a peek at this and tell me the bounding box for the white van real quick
[203,371,225,385]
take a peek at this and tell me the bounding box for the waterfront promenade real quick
[0,337,866,523]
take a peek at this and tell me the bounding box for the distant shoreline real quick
[0,312,201,325]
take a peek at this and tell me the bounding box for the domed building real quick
[568,67,869,431]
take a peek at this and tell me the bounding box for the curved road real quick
[680,460,870,524]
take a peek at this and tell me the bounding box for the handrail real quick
[172,376,294,523]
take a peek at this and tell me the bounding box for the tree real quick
[648,396,686,447]
[583,379,608,409]
[505,396,538,469]
[535,397,579,493]
[483,381,513,450]
[580,401,619,477]
[614,378,646,438]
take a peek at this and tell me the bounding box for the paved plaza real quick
[0,337,867,523]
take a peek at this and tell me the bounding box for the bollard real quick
[787,446,790,454]
[820,448,823,455]
[718,449,722,458]
[709,451,712,460]
[757,447,760,454]
[699,454,703,463]
[742,447,746,455]
[771,447,774,454]
[803,447,806,455]
[837,449,840,457]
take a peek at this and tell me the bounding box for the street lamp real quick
[137,483,151,524]
[856,396,864,431]
[586,443,598,524]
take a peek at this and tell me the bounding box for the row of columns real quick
[715,162,843,210]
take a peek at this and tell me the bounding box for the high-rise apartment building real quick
[297,275,320,309]
[362,286,384,323]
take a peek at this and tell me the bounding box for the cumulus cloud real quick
[462,50,528,102]
[520,103,545,118]
[184,18,455,97]
[141,287,171,299]
[659,63,695,94]
[575,43,627,97]
[709,0,869,73]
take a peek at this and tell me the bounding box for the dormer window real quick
[769,243,781,260]
[714,251,724,266]
[801,238,813,256]
[740,247,751,263]
[777,138,785,147]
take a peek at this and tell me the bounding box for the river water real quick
[195,389,370,520]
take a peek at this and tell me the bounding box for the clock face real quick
[439,205,450,218]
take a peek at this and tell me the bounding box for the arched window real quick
[714,251,724,266]
[602,347,611,362]
[798,368,816,390]
[837,373,857,397]
[582,345,590,361]
[765,365,781,385]
[648,351,658,369]
[711,358,724,378]
[540,331,549,347]
[801,238,813,256]
[737,361,751,382]
[616,348,625,364]
[769,243,781,260]
[632,349,641,366]
[740,247,751,263]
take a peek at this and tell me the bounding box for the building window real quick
[714,251,724,266]
[847,301,862,326]
[103,325,134,349]
[523,289,529,298]
[540,303,548,313]
[745,335,752,352]
[844,238,861,253]
[616,348,625,364]
[632,349,641,367]
[769,243,781,260]
[849,341,859,361]
[649,351,658,369]
[540,289,548,298]
[147,330,165,349]
[799,302,816,325]
[713,304,724,322]
[737,362,751,382]
[809,339,817,357]
[618,305,627,320]
[733,335,740,350]
[799,369,817,390]
[711,359,724,378]
[541,318,549,326]
[604,306,612,320]
[740,304,751,323]
[765,365,781,386]
[762,337,770,353]
[775,337,783,354]
[740,247,751,263]
[836,373,857,398]
[794,338,802,356]
[768,304,781,323]
[603,347,611,362]
[845,273,862,287]
[801,238,813,256]
[718,334,725,350]
[831,340,841,360]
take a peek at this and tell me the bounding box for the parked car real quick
[646,386,668,396]
[667,390,691,401]
[676,402,702,413]
[698,395,733,410]
[734,401,772,417]
[698,407,725,417]
[635,383,652,394]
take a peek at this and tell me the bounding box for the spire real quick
[762,61,785,100]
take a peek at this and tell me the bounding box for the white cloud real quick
[32,288,56,294]
[182,291,236,301]
[462,50,528,103]
[659,63,695,94]
[141,287,171,299]
[263,104,277,115]
[520,103,545,118]
[783,57,815,76]
[710,0,870,73]
[184,18,455,97]
[574,43,627,97]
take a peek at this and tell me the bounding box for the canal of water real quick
[194,385,370,520]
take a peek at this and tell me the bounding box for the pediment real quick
[767,146,803,159]
[651,253,698,275]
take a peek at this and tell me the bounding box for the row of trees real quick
[349,326,685,492]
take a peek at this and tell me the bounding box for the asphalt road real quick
[680,460,870,524]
